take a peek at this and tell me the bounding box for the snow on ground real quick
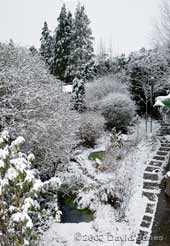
[39,119,160,246]
[62,84,73,93]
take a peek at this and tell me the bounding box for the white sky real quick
[0,0,161,55]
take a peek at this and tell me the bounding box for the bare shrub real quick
[78,112,105,147]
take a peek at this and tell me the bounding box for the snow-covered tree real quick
[0,131,61,245]
[127,48,169,115]
[40,21,52,66]
[71,77,86,112]
[68,4,94,81]
[0,42,79,178]
[51,5,73,82]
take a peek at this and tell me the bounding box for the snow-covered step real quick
[140,220,151,229]
[148,160,163,167]
[143,188,160,194]
[153,155,165,161]
[161,143,170,148]
[145,203,156,214]
[156,151,169,156]
[159,147,170,152]
[143,173,159,181]
[143,182,160,190]
[143,215,152,222]
[142,192,158,202]
[145,166,160,173]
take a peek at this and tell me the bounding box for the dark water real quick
[149,159,170,246]
[59,194,94,223]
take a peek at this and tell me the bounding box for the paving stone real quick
[148,161,162,167]
[156,134,163,137]
[145,203,155,214]
[145,166,160,172]
[161,143,170,148]
[143,173,159,181]
[156,151,168,156]
[143,182,159,190]
[159,147,170,152]
[153,156,165,161]
[142,192,158,201]
[143,215,152,222]
[136,230,149,244]
[140,220,151,228]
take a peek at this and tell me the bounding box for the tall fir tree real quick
[51,4,73,82]
[40,21,52,66]
[68,4,95,81]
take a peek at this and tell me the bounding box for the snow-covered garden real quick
[2,1,170,246]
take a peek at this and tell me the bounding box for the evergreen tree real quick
[71,77,86,112]
[51,4,73,82]
[68,4,94,81]
[40,21,52,66]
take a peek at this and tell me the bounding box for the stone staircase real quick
[136,123,170,244]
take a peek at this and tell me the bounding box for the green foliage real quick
[88,151,105,161]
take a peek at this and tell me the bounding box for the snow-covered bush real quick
[71,77,86,112]
[0,131,61,245]
[86,76,128,111]
[78,112,105,147]
[99,93,135,131]
[0,42,79,177]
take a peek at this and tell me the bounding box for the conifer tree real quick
[40,21,52,66]
[68,4,94,81]
[51,4,73,82]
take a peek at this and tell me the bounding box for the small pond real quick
[58,194,94,223]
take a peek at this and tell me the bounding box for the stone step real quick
[143,173,159,181]
[159,147,170,152]
[142,192,158,201]
[156,151,168,156]
[143,215,152,222]
[161,143,170,147]
[140,220,151,228]
[160,139,169,143]
[136,230,149,244]
[145,166,160,173]
[156,134,163,137]
[148,161,163,167]
[153,156,165,161]
[143,182,159,190]
[145,203,155,214]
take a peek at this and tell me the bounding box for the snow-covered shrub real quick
[99,93,135,131]
[86,76,128,111]
[78,112,105,147]
[71,77,86,112]
[0,131,61,245]
[0,42,79,177]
